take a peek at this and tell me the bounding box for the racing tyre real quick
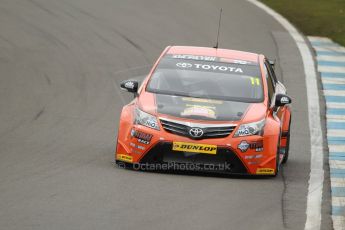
[273,135,282,177]
[273,146,280,177]
[282,118,291,164]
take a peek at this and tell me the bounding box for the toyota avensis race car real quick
[115,46,292,176]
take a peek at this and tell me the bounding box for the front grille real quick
[160,118,236,139]
[140,142,248,174]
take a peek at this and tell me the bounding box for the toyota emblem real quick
[189,127,204,138]
[176,62,193,68]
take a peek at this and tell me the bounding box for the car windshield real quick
[146,55,263,103]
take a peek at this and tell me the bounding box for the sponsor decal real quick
[256,168,275,175]
[236,128,251,136]
[172,142,217,154]
[130,129,153,144]
[237,140,250,153]
[175,62,243,73]
[249,140,264,152]
[176,62,193,68]
[255,147,264,152]
[182,97,223,104]
[254,154,263,159]
[219,58,253,65]
[124,81,135,89]
[244,154,263,160]
[129,142,145,151]
[137,139,149,145]
[158,56,261,78]
[137,145,145,150]
[172,54,217,62]
[181,105,216,119]
[238,140,263,153]
[245,155,254,159]
[171,55,254,65]
[117,154,133,163]
[281,96,289,104]
[145,119,158,129]
[132,150,142,154]
[194,63,243,73]
[233,59,251,65]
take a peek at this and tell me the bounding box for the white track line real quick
[333,216,345,230]
[310,35,345,229]
[330,145,345,152]
[330,160,345,170]
[332,178,345,187]
[309,37,333,43]
[327,103,345,109]
[327,115,345,121]
[324,90,345,96]
[246,1,324,230]
[319,66,345,74]
[328,130,345,138]
[314,46,345,53]
[318,56,345,63]
[322,78,345,85]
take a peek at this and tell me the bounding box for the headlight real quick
[234,119,265,137]
[134,108,160,130]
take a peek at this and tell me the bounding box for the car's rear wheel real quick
[282,118,291,164]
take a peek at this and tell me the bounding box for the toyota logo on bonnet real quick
[189,127,204,138]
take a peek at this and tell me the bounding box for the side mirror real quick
[120,80,138,94]
[268,59,275,70]
[275,94,292,107]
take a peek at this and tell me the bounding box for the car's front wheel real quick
[273,135,281,177]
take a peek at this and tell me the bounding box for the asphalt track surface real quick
[0,0,331,229]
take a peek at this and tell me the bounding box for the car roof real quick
[166,46,260,63]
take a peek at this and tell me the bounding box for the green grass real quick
[260,0,345,46]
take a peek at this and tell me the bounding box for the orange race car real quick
[115,46,292,176]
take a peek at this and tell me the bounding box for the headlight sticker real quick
[144,119,158,129]
[234,119,265,137]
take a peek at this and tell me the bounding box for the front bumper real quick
[116,125,278,175]
[138,142,248,174]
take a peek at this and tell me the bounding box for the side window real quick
[264,63,275,103]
